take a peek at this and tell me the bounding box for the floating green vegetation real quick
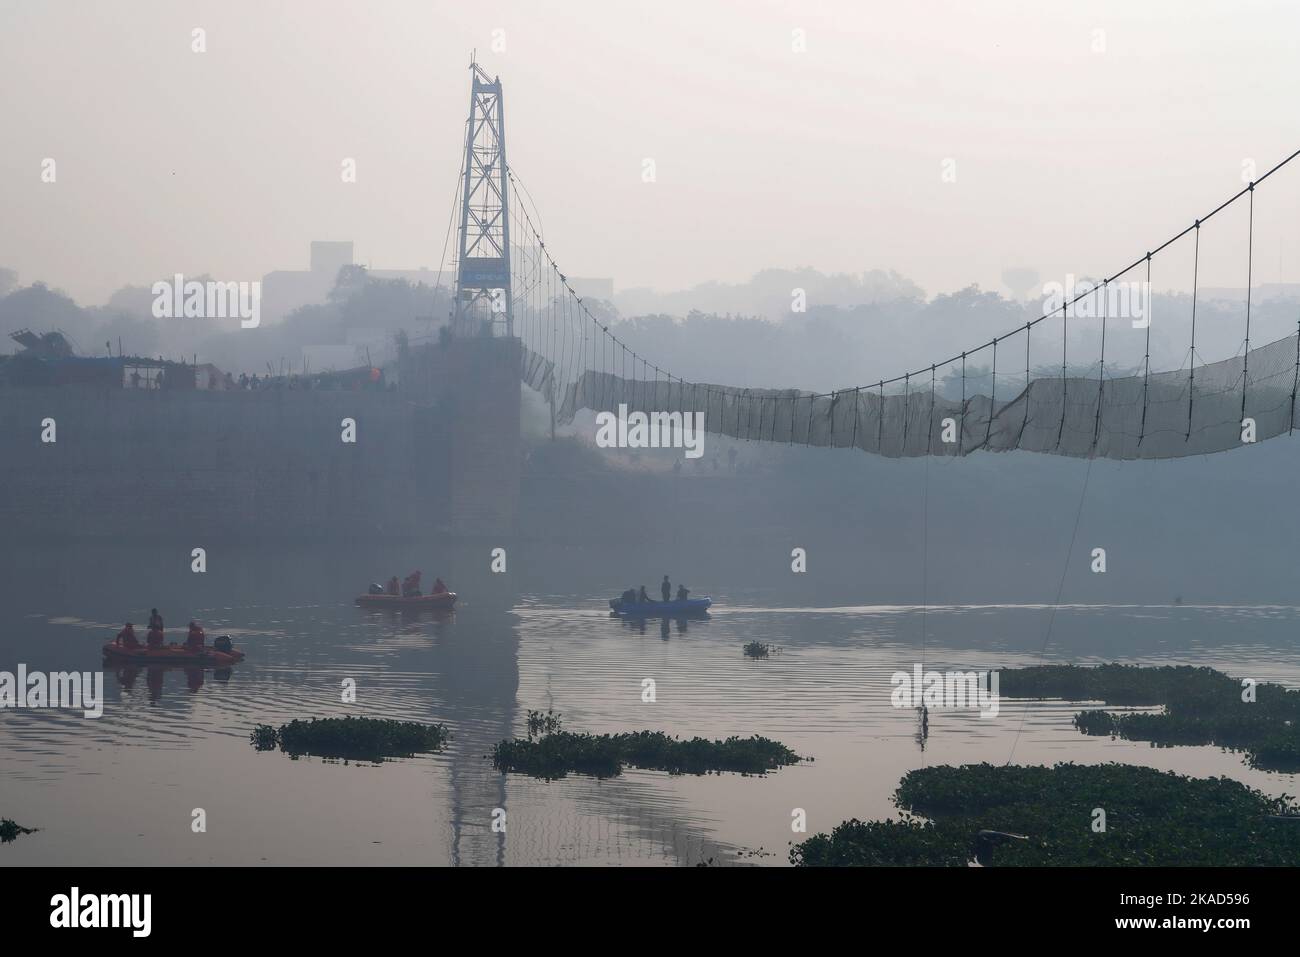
[999,664,1300,771]
[0,818,36,844]
[493,719,803,780]
[251,716,449,763]
[526,709,564,738]
[743,641,771,659]
[792,763,1300,866]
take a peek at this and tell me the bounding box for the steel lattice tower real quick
[453,59,513,338]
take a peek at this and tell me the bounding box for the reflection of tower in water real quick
[431,598,519,867]
[494,775,741,866]
[432,593,738,865]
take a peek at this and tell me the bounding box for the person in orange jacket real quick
[186,621,205,650]
[431,577,448,595]
[117,622,140,649]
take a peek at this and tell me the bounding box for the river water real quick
[2,542,1299,866]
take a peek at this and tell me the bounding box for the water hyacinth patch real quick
[791,817,973,867]
[493,723,803,780]
[1,818,36,844]
[525,708,564,738]
[250,716,450,763]
[999,664,1300,771]
[792,763,1300,866]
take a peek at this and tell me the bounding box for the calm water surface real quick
[3,544,1298,866]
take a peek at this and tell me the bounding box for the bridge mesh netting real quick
[518,334,1299,460]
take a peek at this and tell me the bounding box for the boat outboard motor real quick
[214,635,233,654]
[368,582,384,595]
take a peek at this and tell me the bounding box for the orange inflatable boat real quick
[102,638,246,667]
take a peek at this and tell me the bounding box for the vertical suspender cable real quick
[1241,184,1255,425]
[959,352,966,456]
[554,268,562,392]
[1291,319,1300,435]
[1093,281,1107,448]
[877,380,885,454]
[1187,222,1201,441]
[549,260,556,375]
[851,386,860,449]
[927,366,936,455]
[984,338,997,450]
[1056,304,1068,450]
[1019,322,1032,446]
[902,374,911,453]
[1138,254,1152,447]
[560,270,567,394]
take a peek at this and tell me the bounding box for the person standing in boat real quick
[146,608,164,648]
[661,576,672,602]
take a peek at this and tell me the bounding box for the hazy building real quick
[261,241,356,323]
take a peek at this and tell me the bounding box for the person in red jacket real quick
[431,577,448,596]
[185,621,205,650]
[117,622,140,649]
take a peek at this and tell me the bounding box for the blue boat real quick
[609,597,712,617]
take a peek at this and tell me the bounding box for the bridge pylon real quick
[453,58,513,339]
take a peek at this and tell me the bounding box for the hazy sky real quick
[3,0,1298,307]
